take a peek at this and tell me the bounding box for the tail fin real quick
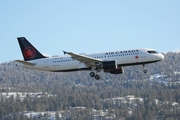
[17,37,46,61]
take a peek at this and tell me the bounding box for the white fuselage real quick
[16,48,164,72]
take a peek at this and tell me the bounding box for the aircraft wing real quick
[63,51,102,67]
[16,60,36,66]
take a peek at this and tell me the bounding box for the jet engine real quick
[109,67,124,74]
[102,61,117,70]
[101,61,124,74]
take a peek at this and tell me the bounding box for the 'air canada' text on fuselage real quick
[105,50,139,55]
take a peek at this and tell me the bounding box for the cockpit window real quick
[147,51,158,54]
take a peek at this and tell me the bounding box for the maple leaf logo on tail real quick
[23,47,36,59]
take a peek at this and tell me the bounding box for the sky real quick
[0,1,180,63]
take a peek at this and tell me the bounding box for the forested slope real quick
[0,52,180,119]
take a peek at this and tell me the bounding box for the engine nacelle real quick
[110,67,124,74]
[101,61,124,74]
[102,61,117,70]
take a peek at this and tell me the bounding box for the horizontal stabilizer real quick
[16,60,36,66]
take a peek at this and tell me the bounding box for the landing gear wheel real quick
[95,74,100,80]
[143,69,147,73]
[90,72,95,77]
[142,64,147,73]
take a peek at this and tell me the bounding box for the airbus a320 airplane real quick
[15,37,164,80]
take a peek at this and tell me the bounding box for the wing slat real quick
[64,51,102,67]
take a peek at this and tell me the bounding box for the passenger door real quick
[44,60,49,69]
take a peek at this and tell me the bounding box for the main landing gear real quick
[90,71,100,80]
[143,64,147,73]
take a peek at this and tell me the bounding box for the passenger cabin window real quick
[147,51,158,54]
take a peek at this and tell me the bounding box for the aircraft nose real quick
[158,54,164,60]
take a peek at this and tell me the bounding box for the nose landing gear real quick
[143,64,147,73]
[143,69,147,73]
